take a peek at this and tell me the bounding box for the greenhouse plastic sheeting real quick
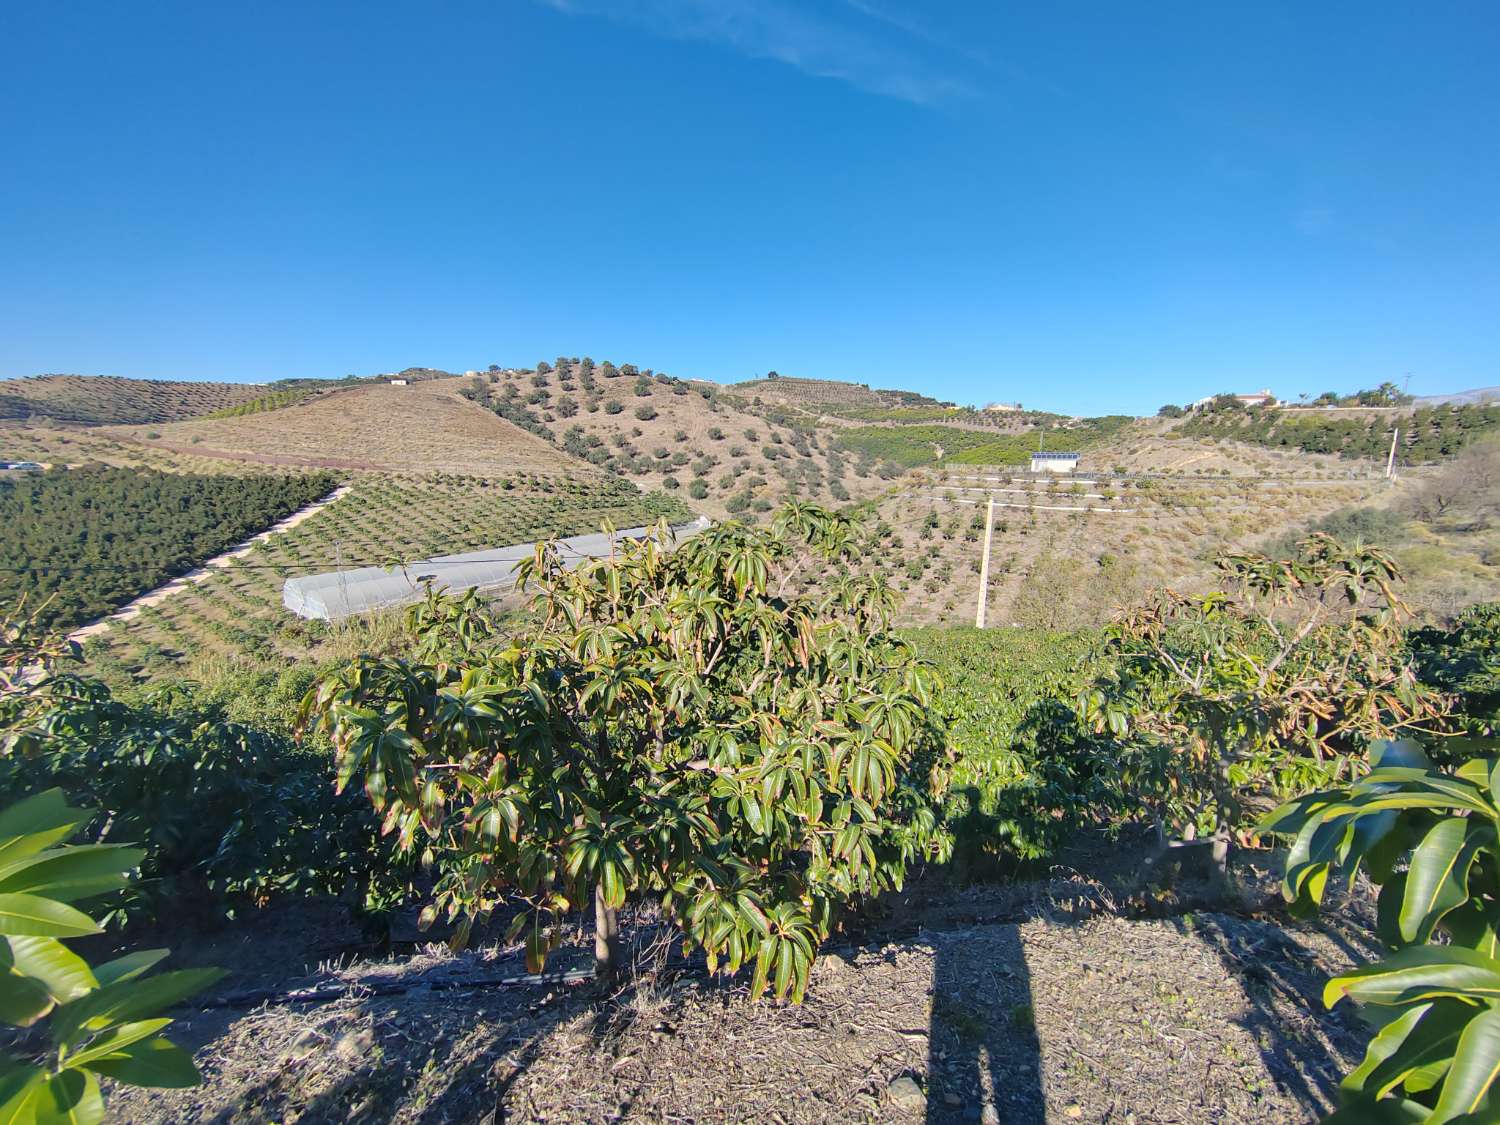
[282,516,712,621]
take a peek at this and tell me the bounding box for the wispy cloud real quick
[539,0,975,105]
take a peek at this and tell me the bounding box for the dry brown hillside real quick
[103,379,573,475]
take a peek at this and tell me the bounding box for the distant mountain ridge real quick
[1415,386,1500,406]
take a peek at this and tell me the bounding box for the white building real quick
[389,378,408,386]
[1030,451,1080,474]
[982,401,1022,412]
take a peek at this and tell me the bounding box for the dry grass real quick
[104,380,573,475]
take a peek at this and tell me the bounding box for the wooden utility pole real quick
[1385,427,1399,480]
[975,494,996,628]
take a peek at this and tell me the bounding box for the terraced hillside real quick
[729,374,956,415]
[0,374,271,424]
[855,426,1465,628]
[1170,400,1500,464]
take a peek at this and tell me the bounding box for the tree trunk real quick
[593,883,622,980]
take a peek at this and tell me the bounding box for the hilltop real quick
[1416,384,1500,406]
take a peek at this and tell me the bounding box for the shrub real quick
[688,479,709,499]
[634,405,658,421]
[604,399,624,415]
[1081,535,1449,843]
[305,508,946,1000]
[1,612,406,927]
[662,475,680,489]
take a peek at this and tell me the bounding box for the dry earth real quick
[105,381,573,476]
[109,875,1375,1125]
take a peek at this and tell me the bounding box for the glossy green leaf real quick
[0,896,100,939]
[1430,1004,1500,1122]
[1401,819,1487,944]
[77,1033,200,1089]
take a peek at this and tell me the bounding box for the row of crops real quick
[906,626,1116,866]
[1,467,340,631]
[80,471,693,685]
[834,417,1132,467]
[1173,401,1500,463]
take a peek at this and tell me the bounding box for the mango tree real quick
[1079,534,1449,848]
[1263,739,1500,1122]
[302,505,950,1000]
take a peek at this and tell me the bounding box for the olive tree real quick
[302,504,948,1001]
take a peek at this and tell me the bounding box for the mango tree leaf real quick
[90,950,169,988]
[0,846,144,903]
[0,1065,48,1124]
[74,1033,200,1089]
[0,792,89,870]
[0,895,100,939]
[1430,1004,1500,1122]
[1342,1000,1474,1099]
[1401,819,1488,944]
[6,936,97,1004]
[62,1018,172,1069]
[1326,946,1500,1010]
[0,970,55,1027]
[33,1067,103,1125]
[51,969,224,1048]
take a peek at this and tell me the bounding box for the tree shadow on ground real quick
[925,925,1043,1124]
[1186,905,1374,1118]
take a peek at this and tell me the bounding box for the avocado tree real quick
[302,504,949,1000]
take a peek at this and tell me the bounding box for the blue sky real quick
[2,1,1496,414]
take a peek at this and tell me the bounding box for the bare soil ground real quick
[108,861,1375,1124]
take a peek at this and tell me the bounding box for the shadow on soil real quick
[1186,906,1374,1117]
[925,927,1042,1124]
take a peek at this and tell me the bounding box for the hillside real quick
[103,378,574,475]
[1417,385,1500,406]
[459,363,892,516]
[729,374,954,416]
[8,365,1496,659]
[0,374,271,424]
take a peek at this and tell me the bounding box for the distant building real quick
[1031,451,1080,474]
[389,378,408,386]
[983,402,1022,412]
[1192,388,1276,409]
[463,370,479,378]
